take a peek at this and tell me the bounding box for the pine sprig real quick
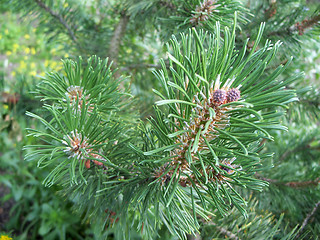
[8,0,83,47]
[202,197,299,240]
[35,56,127,114]
[24,103,124,186]
[244,1,320,58]
[164,0,249,35]
[138,18,298,234]
[24,56,130,186]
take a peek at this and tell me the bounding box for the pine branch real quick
[294,200,320,240]
[109,11,130,69]
[210,222,240,240]
[279,144,309,161]
[120,60,170,71]
[256,175,320,188]
[187,233,201,240]
[34,0,78,43]
[295,14,320,35]
[285,179,320,188]
[268,14,320,37]
[120,63,162,71]
[158,0,176,11]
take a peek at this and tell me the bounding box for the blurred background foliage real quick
[0,0,319,239]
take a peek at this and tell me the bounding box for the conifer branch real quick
[120,63,162,71]
[284,179,320,188]
[34,0,78,43]
[295,14,320,35]
[256,176,320,188]
[295,200,320,240]
[109,11,130,69]
[268,14,320,37]
[120,60,170,71]
[187,233,201,240]
[279,144,309,161]
[211,222,240,240]
[158,0,176,10]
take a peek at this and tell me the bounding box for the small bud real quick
[85,160,91,169]
[226,88,241,103]
[211,89,227,105]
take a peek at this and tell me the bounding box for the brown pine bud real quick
[211,89,227,105]
[226,88,240,103]
[85,160,91,169]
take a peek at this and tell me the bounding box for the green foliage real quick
[23,19,301,239]
[35,57,126,113]
[201,197,299,239]
[1,0,320,239]
[243,0,320,58]
[0,11,68,84]
[24,56,130,186]
[0,119,91,239]
[127,0,249,39]
[133,21,299,238]
[253,120,320,239]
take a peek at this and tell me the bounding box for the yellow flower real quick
[55,65,62,71]
[44,60,50,67]
[50,48,57,55]
[0,235,13,240]
[0,34,2,40]
[64,53,69,58]
[19,60,26,70]
[24,34,30,39]
[13,43,19,52]
[30,62,36,69]
[12,71,16,77]
[40,71,45,76]
[50,61,57,69]
[6,51,12,56]
[31,47,36,55]
[4,29,9,35]
[30,70,37,76]
[24,47,30,54]
[3,104,9,110]
[63,2,69,8]
[24,56,29,60]
[32,28,36,32]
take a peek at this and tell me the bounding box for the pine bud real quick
[211,89,227,105]
[226,88,240,103]
[85,160,91,169]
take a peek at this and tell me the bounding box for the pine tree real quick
[5,0,320,239]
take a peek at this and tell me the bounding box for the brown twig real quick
[296,14,320,35]
[120,63,162,71]
[279,144,309,161]
[264,1,277,19]
[120,60,170,72]
[158,0,176,11]
[187,232,201,240]
[34,0,78,43]
[284,178,320,188]
[211,222,240,240]
[109,11,130,69]
[256,175,320,188]
[269,14,320,37]
[294,200,320,240]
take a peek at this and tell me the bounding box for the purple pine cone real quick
[211,89,227,105]
[226,88,240,103]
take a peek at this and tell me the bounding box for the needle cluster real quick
[190,0,219,26]
[154,76,241,187]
